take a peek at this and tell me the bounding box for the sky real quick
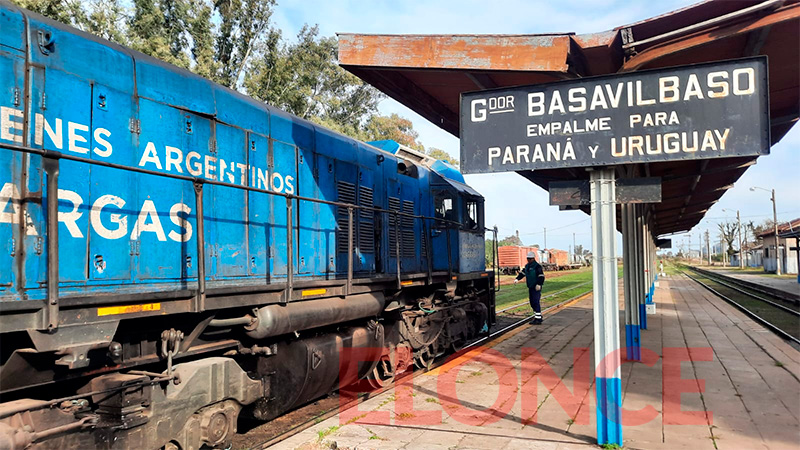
[271,0,800,255]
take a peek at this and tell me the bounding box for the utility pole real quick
[705,230,711,265]
[719,231,727,266]
[573,232,577,264]
[750,186,781,275]
[544,227,547,250]
[737,210,743,269]
[772,189,781,275]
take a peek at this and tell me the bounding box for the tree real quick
[718,221,738,256]
[212,0,276,88]
[363,113,422,149]
[427,147,459,167]
[17,0,127,43]
[12,0,409,144]
[245,25,382,134]
[127,0,192,68]
[15,0,87,28]
[498,234,523,247]
[485,240,495,267]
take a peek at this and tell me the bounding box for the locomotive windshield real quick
[435,193,456,223]
[465,200,479,230]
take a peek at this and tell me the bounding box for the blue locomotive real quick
[0,2,495,448]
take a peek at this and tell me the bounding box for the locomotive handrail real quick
[0,142,489,330]
[0,143,464,225]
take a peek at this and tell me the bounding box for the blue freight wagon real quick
[0,2,495,448]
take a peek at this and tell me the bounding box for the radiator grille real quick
[388,198,416,258]
[337,181,356,254]
[388,197,401,257]
[402,200,416,258]
[358,186,374,253]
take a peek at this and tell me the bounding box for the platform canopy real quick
[338,0,800,236]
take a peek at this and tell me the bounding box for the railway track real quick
[689,266,800,305]
[684,267,800,346]
[234,286,594,449]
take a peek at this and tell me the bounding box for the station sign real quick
[459,57,769,174]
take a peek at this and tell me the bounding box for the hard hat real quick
[526,251,536,259]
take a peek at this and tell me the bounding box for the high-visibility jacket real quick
[516,260,545,289]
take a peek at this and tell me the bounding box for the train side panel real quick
[2,5,450,302]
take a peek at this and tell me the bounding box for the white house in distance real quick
[759,218,800,275]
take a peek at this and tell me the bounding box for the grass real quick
[775,361,785,367]
[712,266,796,279]
[316,425,339,441]
[495,266,623,312]
[425,397,440,404]
[599,444,623,449]
[366,428,384,441]
[662,262,683,276]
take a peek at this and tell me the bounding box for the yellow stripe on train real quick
[97,303,161,317]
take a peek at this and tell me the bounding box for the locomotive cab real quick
[430,162,486,274]
[370,140,487,275]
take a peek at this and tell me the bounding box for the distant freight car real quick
[498,245,539,274]
[0,4,495,449]
[546,249,570,270]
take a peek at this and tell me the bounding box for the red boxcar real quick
[498,246,539,274]
[546,249,570,269]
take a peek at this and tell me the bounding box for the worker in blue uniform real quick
[514,252,546,324]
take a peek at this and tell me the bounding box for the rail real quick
[689,266,800,305]
[684,271,800,346]
[0,143,495,330]
[687,267,799,315]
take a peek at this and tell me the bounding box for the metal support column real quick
[648,224,656,303]
[635,205,647,330]
[589,169,623,446]
[621,204,640,361]
[643,212,650,304]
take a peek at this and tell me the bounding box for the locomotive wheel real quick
[400,313,444,350]
[450,338,466,353]
[414,345,436,371]
[367,355,395,389]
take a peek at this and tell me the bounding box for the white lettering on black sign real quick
[459,57,769,174]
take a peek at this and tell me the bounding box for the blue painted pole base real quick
[647,283,655,304]
[596,377,623,446]
[639,303,648,330]
[625,324,641,361]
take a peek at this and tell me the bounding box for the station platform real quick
[705,268,800,298]
[275,275,800,450]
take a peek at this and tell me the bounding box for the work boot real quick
[532,314,543,325]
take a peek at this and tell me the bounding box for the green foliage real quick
[499,234,523,247]
[363,113,421,149]
[18,0,127,43]
[427,147,459,167]
[12,0,449,155]
[485,240,495,267]
[245,25,382,133]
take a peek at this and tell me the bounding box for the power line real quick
[519,218,589,236]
